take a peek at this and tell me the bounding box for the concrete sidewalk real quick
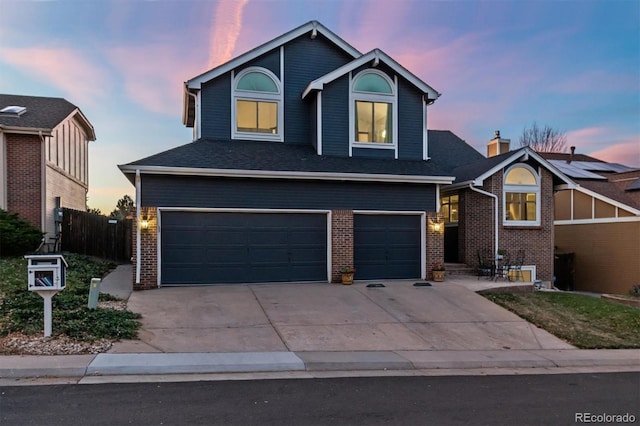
[2,265,638,380]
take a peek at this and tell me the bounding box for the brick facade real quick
[131,207,158,290]
[459,166,555,281]
[331,209,354,283]
[5,134,42,229]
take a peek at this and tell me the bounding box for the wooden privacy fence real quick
[61,208,132,262]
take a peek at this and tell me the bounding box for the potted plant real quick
[497,249,507,260]
[432,262,445,282]
[340,266,356,285]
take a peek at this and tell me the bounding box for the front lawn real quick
[0,254,140,353]
[482,291,640,349]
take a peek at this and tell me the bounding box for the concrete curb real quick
[86,352,306,376]
[1,350,639,379]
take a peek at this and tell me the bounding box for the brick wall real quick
[426,212,444,280]
[131,207,158,290]
[331,209,353,283]
[460,166,555,281]
[5,134,42,229]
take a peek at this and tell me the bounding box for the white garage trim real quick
[156,207,332,287]
[353,210,426,279]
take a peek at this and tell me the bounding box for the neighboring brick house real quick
[119,21,573,290]
[0,94,96,241]
[540,150,640,295]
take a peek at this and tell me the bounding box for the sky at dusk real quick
[1,0,638,213]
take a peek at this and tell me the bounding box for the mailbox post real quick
[24,254,68,337]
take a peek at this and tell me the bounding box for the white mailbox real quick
[25,254,68,291]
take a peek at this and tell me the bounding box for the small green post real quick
[87,278,101,309]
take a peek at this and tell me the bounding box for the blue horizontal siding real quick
[321,75,349,156]
[201,73,231,140]
[236,48,281,78]
[397,77,424,160]
[141,175,436,211]
[284,34,355,145]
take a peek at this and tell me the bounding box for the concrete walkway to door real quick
[110,277,573,354]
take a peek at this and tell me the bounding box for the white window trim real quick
[349,69,397,155]
[503,164,541,226]
[231,67,284,142]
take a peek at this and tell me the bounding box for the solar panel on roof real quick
[549,160,607,179]
[570,161,635,173]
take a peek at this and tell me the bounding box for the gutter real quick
[38,131,47,234]
[118,165,455,185]
[468,184,500,265]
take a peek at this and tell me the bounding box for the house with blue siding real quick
[120,21,574,289]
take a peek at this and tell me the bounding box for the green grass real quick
[482,292,640,349]
[0,254,140,341]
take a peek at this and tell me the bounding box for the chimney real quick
[568,146,575,163]
[487,130,511,158]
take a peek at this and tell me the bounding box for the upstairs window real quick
[351,70,396,147]
[504,164,540,226]
[232,68,283,141]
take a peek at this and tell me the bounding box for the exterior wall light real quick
[140,216,150,230]
[433,222,442,232]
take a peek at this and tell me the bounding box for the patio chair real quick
[494,251,511,281]
[477,248,494,280]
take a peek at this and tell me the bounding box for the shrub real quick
[0,209,43,257]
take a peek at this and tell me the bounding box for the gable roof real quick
[185,21,361,91]
[301,48,440,101]
[183,21,361,127]
[447,146,575,189]
[0,94,96,140]
[119,136,455,185]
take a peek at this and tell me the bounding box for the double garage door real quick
[160,211,422,285]
[161,212,328,285]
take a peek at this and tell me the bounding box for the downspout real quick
[38,131,47,234]
[135,169,141,284]
[469,184,499,264]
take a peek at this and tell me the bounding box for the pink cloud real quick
[589,140,640,167]
[106,44,205,116]
[207,0,250,69]
[0,47,111,105]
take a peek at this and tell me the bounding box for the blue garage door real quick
[354,214,422,280]
[161,212,327,285]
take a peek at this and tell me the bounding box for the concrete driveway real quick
[110,278,573,354]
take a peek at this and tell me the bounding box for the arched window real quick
[503,164,540,225]
[351,70,396,146]
[232,67,283,141]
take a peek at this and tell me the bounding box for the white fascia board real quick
[302,49,441,100]
[186,21,361,90]
[56,108,96,141]
[119,164,455,185]
[470,148,576,188]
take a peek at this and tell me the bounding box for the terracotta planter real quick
[432,270,445,282]
[341,273,354,285]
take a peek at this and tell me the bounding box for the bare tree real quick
[518,122,568,152]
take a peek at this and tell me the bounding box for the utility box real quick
[25,254,68,291]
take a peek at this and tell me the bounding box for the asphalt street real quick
[1,372,638,425]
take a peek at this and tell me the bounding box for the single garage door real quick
[354,214,422,280]
[161,212,327,285]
